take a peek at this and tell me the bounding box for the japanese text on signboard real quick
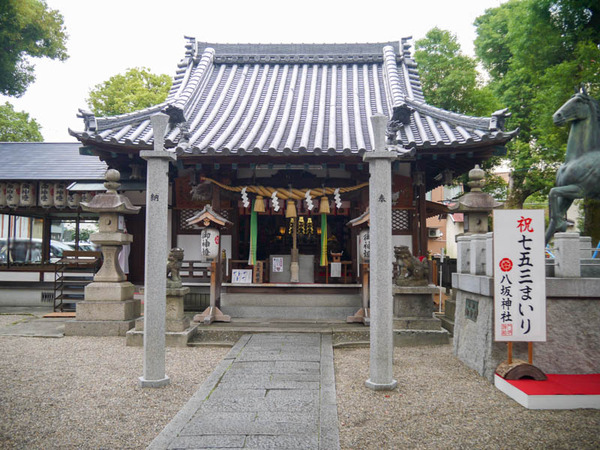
[493,210,546,342]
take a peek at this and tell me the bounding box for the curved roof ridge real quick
[382,45,405,105]
[405,98,492,130]
[171,47,215,112]
[94,102,169,130]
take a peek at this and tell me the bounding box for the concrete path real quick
[0,306,65,337]
[148,333,340,450]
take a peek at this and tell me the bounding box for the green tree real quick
[414,27,501,116]
[0,102,43,141]
[87,67,172,116]
[0,0,68,97]
[415,27,504,196]
[474,0,600,211]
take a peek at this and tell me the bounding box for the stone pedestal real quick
[166,287,191,332]
[126,286,198,348]
[392,285,449,346]
[438,288,456,335]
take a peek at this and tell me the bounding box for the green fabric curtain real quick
[320,213,328,266]
[248,200,257,265]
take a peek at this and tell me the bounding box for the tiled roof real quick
[0,142,108,180]
[70,38,516,156]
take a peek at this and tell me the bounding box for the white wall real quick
[177,234,201,259]
[392,235,412,253]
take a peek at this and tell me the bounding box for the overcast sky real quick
[2,0,507,142]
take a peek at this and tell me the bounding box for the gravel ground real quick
[0,314,598,449]
[0,321,229,449]
[335,346,600,449]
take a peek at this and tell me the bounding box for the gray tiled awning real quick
[70,39,516,156]
[0,142,108,180]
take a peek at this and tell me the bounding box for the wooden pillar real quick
[42,213,51,265]
[232,205,240,260]
[418,183,427,256]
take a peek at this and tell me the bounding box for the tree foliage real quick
[87,67,172,116]
[414,27,501,116]
[415,27,504,197]
[474,0,600,209]
[0,102,43,141]
[0,0,68,97]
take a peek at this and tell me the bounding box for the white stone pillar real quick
[485,232,494,277]
[554,232,581,278]
[469,234,487,275]
[364,114,397,391]
[456,235,471,274]
[138,113,176,388]
[580,236,592,259]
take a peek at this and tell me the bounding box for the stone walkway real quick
[148,333,340,450]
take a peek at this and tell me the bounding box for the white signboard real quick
[232,269,253,284]
[272,257,283,273]
[493,210,546,342]
[330,262,342,278]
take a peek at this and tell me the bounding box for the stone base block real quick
[64,319,136,336]
[365,378,398,391]
[394,316,443,330]
[134,316,191,333]
[85,281,136,301]
[393,329,450,346]
[393,290,437,319]
[167,317,190,332]
[126,323,199,348]
[75,298,141,321]
[139,376,170,388]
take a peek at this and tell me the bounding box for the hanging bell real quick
[319,196,330,214]
[285,199,297,218]
[254,195,266,213]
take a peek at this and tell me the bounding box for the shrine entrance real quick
[236,212,353,284]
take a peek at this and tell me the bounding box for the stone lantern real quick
[65,169,141,336]
[448,165,502,235]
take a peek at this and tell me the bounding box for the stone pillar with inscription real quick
[138,113,176,388]
[64,169,141,336]
[364,114,398,391]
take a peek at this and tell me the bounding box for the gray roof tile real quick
[70,39,516,156]
[0,143,108,180]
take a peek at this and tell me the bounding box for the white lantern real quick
[39,182,54,208]
[359,229,370,262]
[54,182,67,209]
[200,227,220,261]
[67,191,81,209]
[0,182,6,208]
[6,182,19,209]
[19,182,36,207]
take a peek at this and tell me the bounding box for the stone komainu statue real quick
[393,245,429,286]
[166,247,184,288]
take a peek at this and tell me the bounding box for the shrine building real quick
[0,38,516,310]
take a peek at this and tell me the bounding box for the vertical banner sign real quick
[493,210,546,342]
